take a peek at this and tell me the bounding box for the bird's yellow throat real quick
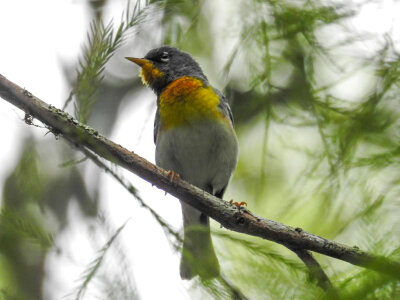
[125,57,164,87]
[139,61,164,87]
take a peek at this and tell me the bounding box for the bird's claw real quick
[166,170,180,182]
[229,200,247,208]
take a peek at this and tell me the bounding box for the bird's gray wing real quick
[213,88,234,127]
[154,107,161,144]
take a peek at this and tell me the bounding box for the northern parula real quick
[126,46,239,280]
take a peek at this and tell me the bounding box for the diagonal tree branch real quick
[76,144,182,243]
[1,74,400,280]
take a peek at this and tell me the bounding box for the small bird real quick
[126,46,238,280]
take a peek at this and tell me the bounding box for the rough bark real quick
[1,73,400,280]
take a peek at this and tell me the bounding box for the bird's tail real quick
[180,203,220,280]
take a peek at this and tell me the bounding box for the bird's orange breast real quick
[159,77,221,129]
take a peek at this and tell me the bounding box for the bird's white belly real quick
[155,119,238,195]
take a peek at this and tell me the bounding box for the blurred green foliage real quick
[0,138,97,300]
[2,0,400,299]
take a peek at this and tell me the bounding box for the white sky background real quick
[0,0,400,299]
[0,1,187,299]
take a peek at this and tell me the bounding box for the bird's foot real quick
[166,170,180,182]
[229,200,247,208]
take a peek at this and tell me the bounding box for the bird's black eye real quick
[160,52,169,62]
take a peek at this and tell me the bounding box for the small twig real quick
[288,246,338,298]
[76,144,182,244]
[218,275,249,300]
[74,220,129,300]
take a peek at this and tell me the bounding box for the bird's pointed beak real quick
[125,57,148,67]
